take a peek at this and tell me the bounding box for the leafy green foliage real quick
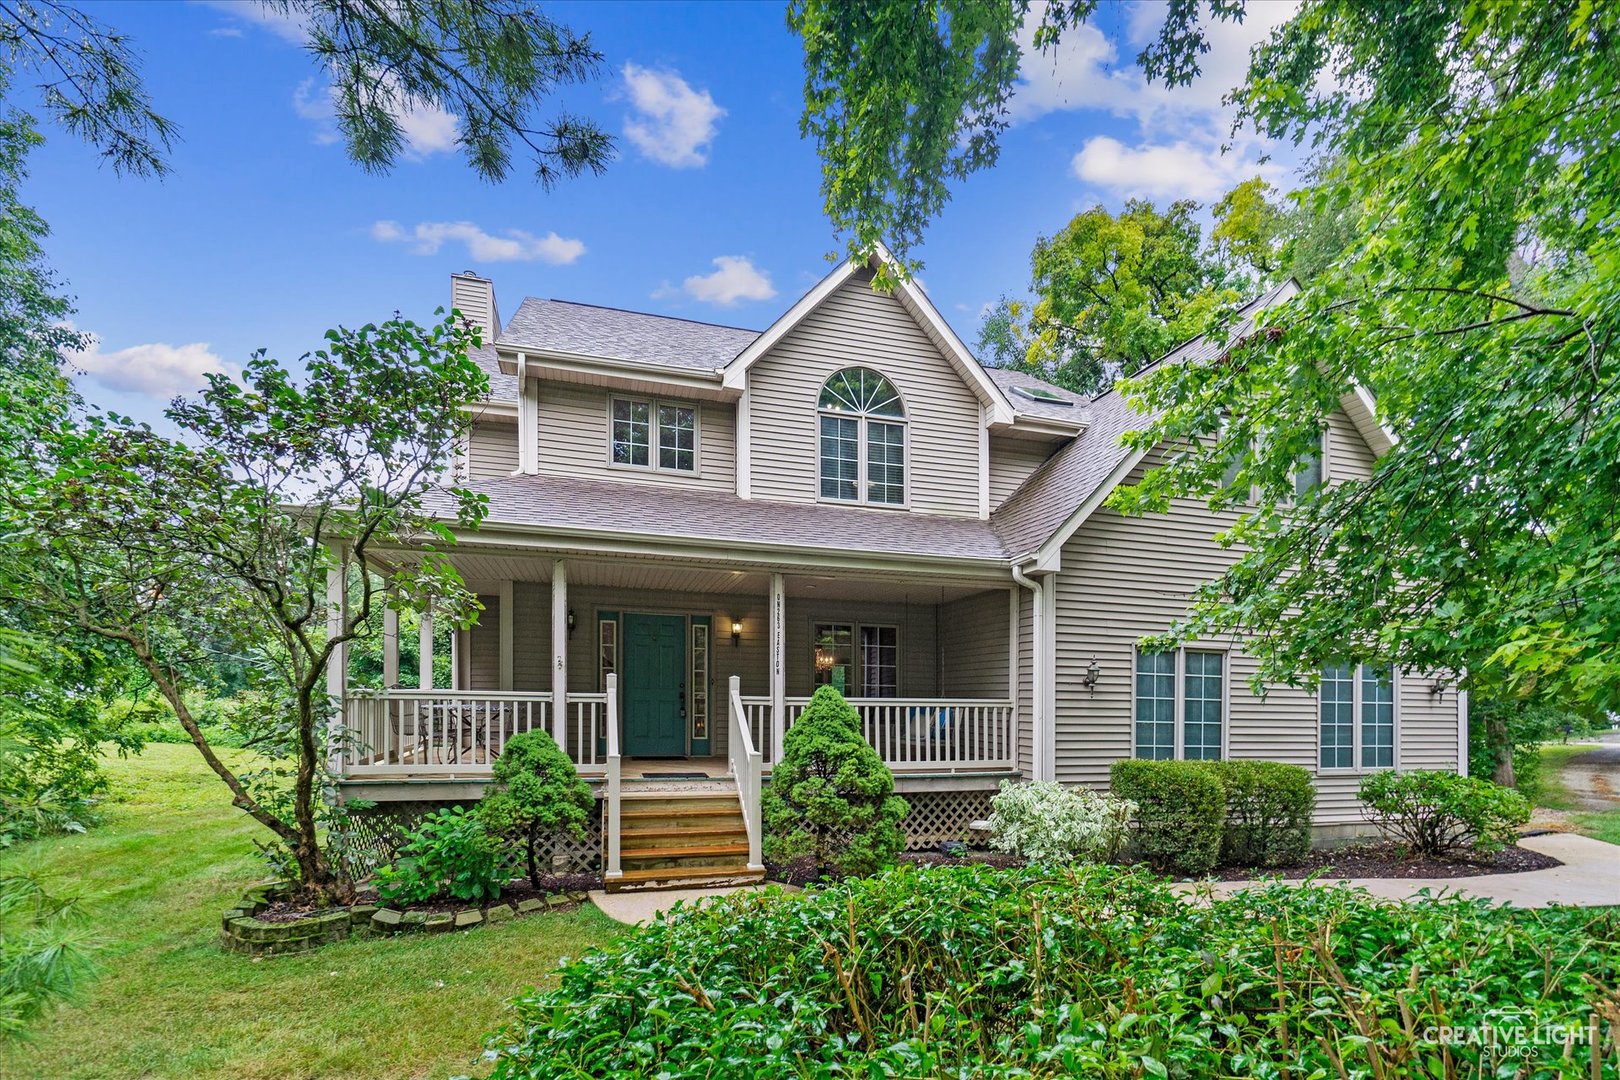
[985,779,1133,864]
[0,1,612,185]
[477,730,592,888]
[1216,760,1314,867]
[1468,693,1602,798]
[375,806,503,904]
[1359,770,1531,858]
[789,0,1023,278]
[6,312,489,903]
[1109,758,1226,875]
[762,686,907,877]
[485,864,1620,1078]
[0,872,94,1041]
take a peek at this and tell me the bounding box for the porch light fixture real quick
[731,619,742,646]
[566,608,576,637]
[1082,657,1101,690]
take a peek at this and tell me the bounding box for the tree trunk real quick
[1488,711,1516,788]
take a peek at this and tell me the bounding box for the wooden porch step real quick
[620,824,747,842]
[621,842,750,861]
[604,864,765,893]
[620,794,741,810]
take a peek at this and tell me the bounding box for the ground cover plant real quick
[0,744,618,1079]
[486,863,1620,1079]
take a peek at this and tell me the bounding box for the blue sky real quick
[21,0,1299,424]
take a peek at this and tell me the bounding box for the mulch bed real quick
[254,871,604,923]
[1213,841,1561,882]
[765,842,1561,889]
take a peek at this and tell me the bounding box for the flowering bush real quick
[986,779,1134,864]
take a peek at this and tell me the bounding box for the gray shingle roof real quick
[469,343,517,399]
[990,280,1299,560]
[497,299,760,372]
[430,473,1010,562]
[983,368,1089,420]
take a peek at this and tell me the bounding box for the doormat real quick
[638,772,711,780]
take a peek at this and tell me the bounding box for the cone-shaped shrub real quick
[763,686,908,877]
[477,730,593,888]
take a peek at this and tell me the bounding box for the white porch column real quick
[769,572,785,761]
[551,560,568,744]
[382,603,400,689]
[324,547,349,775]
[418,609,434,690]
[498,579,515,690]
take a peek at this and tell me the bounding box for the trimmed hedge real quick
[1109,759,1226,875]
[1110,758,1317,874]
[1219,760,1315,867]
[484,865,1620,1079]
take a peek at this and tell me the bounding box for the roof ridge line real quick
[520,297,763,335]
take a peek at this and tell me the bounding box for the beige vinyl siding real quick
[466,594,502,690]
[1327,414,1376,481]
[746,275,984,516]
[1051,411,1460,827]
[535,382,735,492]
[466,421,519,480]
[988,436,1055,509]
[940,590,1011,698]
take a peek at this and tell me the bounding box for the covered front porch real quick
[331,553,1020,786]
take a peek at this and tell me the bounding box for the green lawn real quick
[0,744,619,1080]
[1536,741,1620,845]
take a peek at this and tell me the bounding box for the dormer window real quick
[818,367,906,506]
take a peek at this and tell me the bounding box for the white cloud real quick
[372,220,586,265]
[655,256,776,307]
[67,338,239,398]
[292,76,458,158]
[621,63,725,168]
[200,1,308,44]
[1071,135,1283,201]
[208,26,244,39]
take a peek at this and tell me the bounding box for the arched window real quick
[818,367,905,505]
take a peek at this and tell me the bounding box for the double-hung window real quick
[611,397,697,472]
[818,367,906,505]
[1319,662,1396,769]
[1134,649,1225,760]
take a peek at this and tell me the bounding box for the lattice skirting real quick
[343,799,604,877]
[898,789,994,850]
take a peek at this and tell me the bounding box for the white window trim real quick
[606,395,701,475]
[815,373,910,509]
[1133,645,1231,761]
[1317,663,1402,774]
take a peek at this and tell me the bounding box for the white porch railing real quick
[341,690,610,776]
[728,676,763,871]
[743,696,1014,772]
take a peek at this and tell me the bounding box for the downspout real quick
[1010,563,1045,782]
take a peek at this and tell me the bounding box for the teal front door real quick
[621,613,686,757]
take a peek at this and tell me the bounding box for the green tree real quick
[6,316,489,903]
[1,0,612,183]
[762,686,908,878]
[0,872,95,1040]
[476,730,593,889]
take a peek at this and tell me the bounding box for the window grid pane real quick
[1294,435,1324,498]
[657,404,696,472]
[611,399,650,466]
[598,620,617,691]
[866,421,905,504]
[813,624,854,694]
[1361,665,1395,768]
[690,625,709,740]
[819,416,859,500]
[1134,652,1176,760]
[859,625,898,698]
[1319,662,1354,769]
[1183,651,1223,760]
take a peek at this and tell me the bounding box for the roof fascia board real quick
[1343,384,1396,455]
[720,257,863,389]
[993,414,1089,439]
[436,522,1013,578]
[878,253,1015,424]
[495,346,726,385]
[462,400,519,420]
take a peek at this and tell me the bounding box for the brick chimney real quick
[450,270,501,341]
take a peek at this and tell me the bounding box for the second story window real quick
[818,366,906,505]
[611,397,696,473]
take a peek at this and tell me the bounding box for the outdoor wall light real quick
[1082,657,1102,689]
[731,619,743,646]
[566,608,577,637]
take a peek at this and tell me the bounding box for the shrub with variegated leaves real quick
[986,779,1134,864]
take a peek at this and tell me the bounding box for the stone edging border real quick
[220,881,589,956]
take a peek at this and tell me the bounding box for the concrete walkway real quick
[1188,833,1620,908]
[589,884,776,925]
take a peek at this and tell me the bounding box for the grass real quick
[0,744,620,1080]
[1535,740,1620,846]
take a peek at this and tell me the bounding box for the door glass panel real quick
[690,624,709,740]
[813,623,853,694]
[859,625,898,697]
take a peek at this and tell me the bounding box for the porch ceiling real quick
[374,549,1003,603]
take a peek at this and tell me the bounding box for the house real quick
[330,253,1465,891]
